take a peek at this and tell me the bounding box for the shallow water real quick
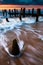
[0,18,43,65]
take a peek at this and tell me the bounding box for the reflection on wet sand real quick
[0,21,43,65]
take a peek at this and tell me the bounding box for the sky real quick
[0,5,43,10]
[0,0,43,5]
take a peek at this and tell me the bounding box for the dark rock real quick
[11,39,20,56]
[6,18,9,22]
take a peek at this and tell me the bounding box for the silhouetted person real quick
[11,39,20,56]
[6,18,9,22]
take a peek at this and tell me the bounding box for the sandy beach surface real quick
[0,18,43,65]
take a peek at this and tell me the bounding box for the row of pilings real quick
[2,8,43,22]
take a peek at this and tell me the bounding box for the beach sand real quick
[0,22,43,65]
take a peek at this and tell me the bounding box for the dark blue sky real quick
[0,0,43,5]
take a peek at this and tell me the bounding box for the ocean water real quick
[0,16,43,65]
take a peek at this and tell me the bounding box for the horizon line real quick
[0,5,43,10]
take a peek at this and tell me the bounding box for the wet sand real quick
[0,22,43,65]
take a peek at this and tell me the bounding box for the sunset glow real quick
[0,5,43,10]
